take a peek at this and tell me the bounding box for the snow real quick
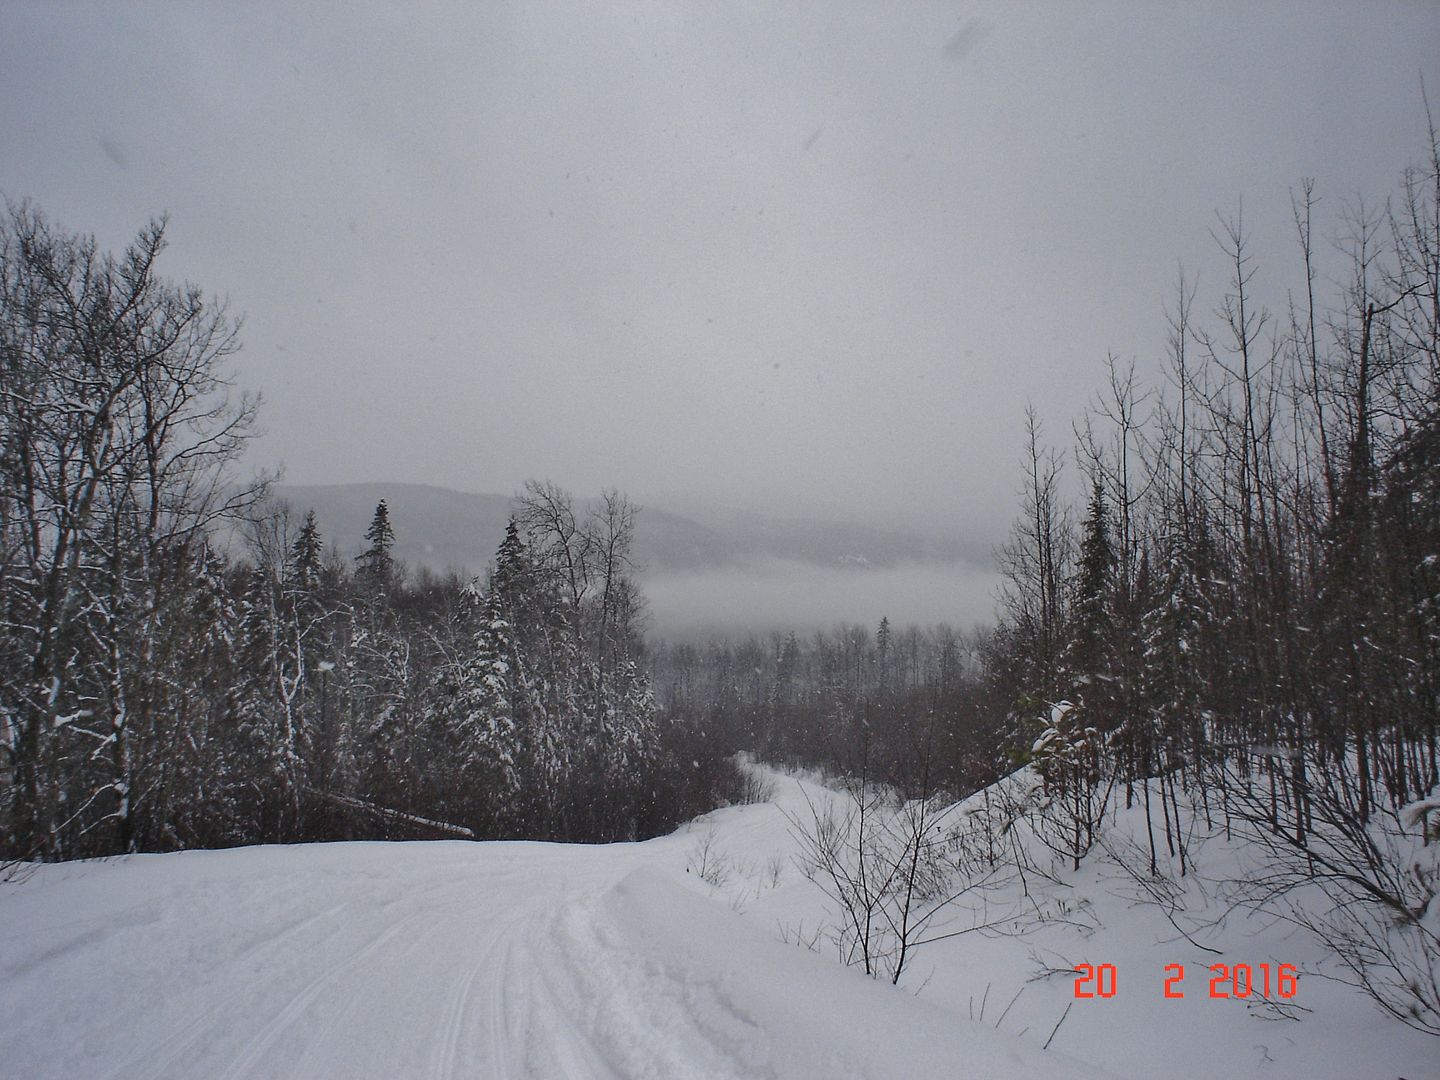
[2,764,1437,1079]
[1401,787,1440,832]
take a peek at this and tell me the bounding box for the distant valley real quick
[272,483,1001,637]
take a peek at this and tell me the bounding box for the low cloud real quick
[640,558,1001,643]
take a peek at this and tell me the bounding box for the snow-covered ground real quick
[1,764,1435,1079]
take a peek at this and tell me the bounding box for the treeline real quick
[235,484,727,848]
[649,620,1009,798]
[976,136,1440,1036]
[0,204,733,863]
[987,142,1439,852]
[985,138,1440,1029]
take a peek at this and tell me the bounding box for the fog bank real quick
[641,558,1001,643]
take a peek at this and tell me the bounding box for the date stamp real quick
[1073,963,1299,1000]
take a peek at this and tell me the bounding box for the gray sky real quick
[3,2,1437,551]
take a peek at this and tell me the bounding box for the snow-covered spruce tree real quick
[585,655,659,839]
[1063,478,1117,713]
[355,500,397,592]
[875,616,893,692]
[442,584,523,830]
[289,510,325,595]
[1380,413,1439,776]
[1022,479,1118,871]
[282,511,352,811]
[439,519,544,832]
[1132,511,1220,872]
[344,501,458,829]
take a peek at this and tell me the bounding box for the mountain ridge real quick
[271,481,980,577]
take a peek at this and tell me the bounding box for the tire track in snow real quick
[487,933,523,1079]
[428,953,485,1080]
[426,911,523,1080]
[213,914,422,1080]
[102,901,357,1080]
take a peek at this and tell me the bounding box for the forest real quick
[0,203,741,856]
[2,129,1438,1028]
[655,137,1439,837]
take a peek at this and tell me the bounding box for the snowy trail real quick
[7,768,1438,1079]
[1,818,1122,1080]
[4,843,609,1079]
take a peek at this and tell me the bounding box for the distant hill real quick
[270,482,972,577]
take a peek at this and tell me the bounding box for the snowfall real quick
[2,762,1436,1079]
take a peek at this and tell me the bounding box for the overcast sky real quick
[3,2,1436,549]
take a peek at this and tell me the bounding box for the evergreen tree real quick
[1065,477,1116,707]
[466,517,571,833]
[289,511,324,594]
[490,518,536,619]
[875,616,892,690]
[356,500,396,588]
[446,584,522,825]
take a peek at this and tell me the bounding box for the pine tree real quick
[289,511,324,593]
[1065,477,1116,708]
[1044,477,1116,867]
[448,585,522,822]
[875,616,892,691]
[356,500,396,589]
[490,518,534,616]
[475,517,570,832]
